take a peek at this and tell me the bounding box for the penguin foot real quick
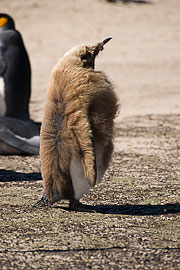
[33,194,51,208]
[69,200,97,213]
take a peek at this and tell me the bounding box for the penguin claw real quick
[33,194,51,208]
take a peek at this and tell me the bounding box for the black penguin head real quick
[81,37,112,69]
[64,38,112,69]
[0,14,15,31]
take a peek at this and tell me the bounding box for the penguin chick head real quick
[0,14,15,31]
[64,37,112,69]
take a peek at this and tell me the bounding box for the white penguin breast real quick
[70,146,105,201]
[70,154,90,201]
[0,77,6,116]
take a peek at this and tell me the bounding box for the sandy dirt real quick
[1,0,180,121]
[0,0,180,269]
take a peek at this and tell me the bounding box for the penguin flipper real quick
[68,114,97,187]
[0,41,7,75]
[0,57,6,76]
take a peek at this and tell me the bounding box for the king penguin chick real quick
[0,13,31,120]
[34,38,119,211]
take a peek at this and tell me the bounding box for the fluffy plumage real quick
[35,38,119,209]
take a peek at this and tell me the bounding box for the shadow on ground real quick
[0,169,41,182]
[55,202,180,216]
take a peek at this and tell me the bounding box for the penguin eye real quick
[81,52,92,61]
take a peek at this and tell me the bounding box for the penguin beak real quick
[93,37,112,57]
[102,37,112,46]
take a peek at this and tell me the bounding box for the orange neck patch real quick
[0,17,8,27]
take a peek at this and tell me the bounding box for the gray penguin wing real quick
[0,41,7,75]
[0,57,6,75]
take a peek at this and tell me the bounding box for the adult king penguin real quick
[34,38,119,211]
[0,14,40,155]
[0,13,31,120]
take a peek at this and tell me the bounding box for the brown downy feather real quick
[40,38,119,204]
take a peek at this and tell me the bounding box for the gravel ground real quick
[0,114,180,269]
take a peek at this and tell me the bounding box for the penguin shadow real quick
[0,169,41,182]
[56,202,180,216]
